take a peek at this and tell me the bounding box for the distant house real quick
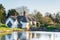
[5,11,36,30]
[6,16,36,29]
[6,16,18,28]
[17,16,29,28]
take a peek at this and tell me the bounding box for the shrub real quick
[0,24,8,28]
[47,25,56,31]
[44,23,49,27]
[36,22,40,27]
[55,23,60,27]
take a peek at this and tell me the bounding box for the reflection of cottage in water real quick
[6,11,36,29]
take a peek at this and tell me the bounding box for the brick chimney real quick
[23,11,26,16]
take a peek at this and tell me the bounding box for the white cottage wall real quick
[6,18,18,28]
[12,20,18,28]
[6,18,14,28]
[20,21,29,28]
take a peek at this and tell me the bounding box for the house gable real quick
[6,18,14,28]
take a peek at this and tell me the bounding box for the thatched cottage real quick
[5,11,36,30]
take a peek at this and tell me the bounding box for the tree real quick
[45,12,51,17]
[2,10,6,23]
[45,12,55,22]
[55,12,60,23]
[41,17,53,24]
[16,6,29,15]
[0,4,5,25]
[34,11,42,24]
[7,9,19,18]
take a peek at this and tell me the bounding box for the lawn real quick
[0,27,25,33]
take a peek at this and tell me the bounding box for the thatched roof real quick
[48,21,54,25]
[41,17,54,25]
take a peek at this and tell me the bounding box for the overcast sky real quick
[0,0,60,15]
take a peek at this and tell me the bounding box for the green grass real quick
[0,27,11,30]
[12,28,25,31]
[0,27,25,33]
[0,27,12,33]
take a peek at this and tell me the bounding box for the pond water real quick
[0,31,60,40]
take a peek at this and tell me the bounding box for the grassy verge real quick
[0,27,12,32]
[0,27,25,33]
[12,28,26,31]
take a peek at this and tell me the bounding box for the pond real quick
[0,31,60,40]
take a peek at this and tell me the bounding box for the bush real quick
[55,23,60,27]
[36,22,40,27]
[44,24,49,27]
[0,24,8,28]
[47,26,56,31]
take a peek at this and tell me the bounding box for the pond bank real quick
[0,27,26,33]
[30,27,60,32]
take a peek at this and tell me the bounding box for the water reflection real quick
[17,32,26,40]
[54,33,60,40]
[5,32,26,40]
[0,31,60,40]
[6,34,12,40]
[1,36,5,40]
[30,33,51,40]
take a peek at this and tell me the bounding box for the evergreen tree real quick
[0,4,5,24]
